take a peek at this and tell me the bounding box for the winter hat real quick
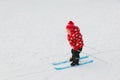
[66,21,75,30]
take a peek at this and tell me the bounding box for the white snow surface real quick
[0,0,120,80]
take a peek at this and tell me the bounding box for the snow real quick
[0,0,120,80]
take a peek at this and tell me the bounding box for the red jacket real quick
[67,26,84,51]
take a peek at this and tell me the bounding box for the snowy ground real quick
[0,0,120,80]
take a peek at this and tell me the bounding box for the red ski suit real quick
[66,22,84,51]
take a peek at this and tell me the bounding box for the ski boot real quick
[70,58,79,66]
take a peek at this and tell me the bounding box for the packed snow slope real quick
[0,0,120,80]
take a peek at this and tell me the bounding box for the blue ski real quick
[54,60,94,70]
[52,55,89,66]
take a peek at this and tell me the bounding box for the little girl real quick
[66,21,84,66]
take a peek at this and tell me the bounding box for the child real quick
[66,21,84,66]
